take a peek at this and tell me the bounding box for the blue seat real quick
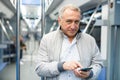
[0,62,7,72]
[98,67,106,80]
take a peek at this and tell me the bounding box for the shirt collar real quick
[58,27,81,40]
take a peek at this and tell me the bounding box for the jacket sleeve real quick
[35,35,60,77]
[88,38,103,80]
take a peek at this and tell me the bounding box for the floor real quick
[0,35,41,80]
[0,56,40,80]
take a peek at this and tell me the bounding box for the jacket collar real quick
[57,27,81,40]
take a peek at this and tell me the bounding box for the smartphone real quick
[77,67,92,72]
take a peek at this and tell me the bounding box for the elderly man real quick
[35,4,103,80]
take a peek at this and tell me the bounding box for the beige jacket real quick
[35,29,103,80]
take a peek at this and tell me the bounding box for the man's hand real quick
[74,69,91,79]
[63,61,82,70]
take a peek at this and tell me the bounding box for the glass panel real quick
[22,0,40,5]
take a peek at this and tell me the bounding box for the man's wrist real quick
[86,70,93,79]
[58,62,65,72]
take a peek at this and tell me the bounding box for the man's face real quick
[58,9,81,38]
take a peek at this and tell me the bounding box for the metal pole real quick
[107,0,120,79]
[83,3,101,33]
[41,0,45,38]
[16,0,20,80]
[106,0,111,79]
[110,26,117,80]
[0,20,10,40]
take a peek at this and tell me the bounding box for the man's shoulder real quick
[45,30,57,36]
[81,33,95,40]
[42,30,58,39]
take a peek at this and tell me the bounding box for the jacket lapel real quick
[53,30,63,61]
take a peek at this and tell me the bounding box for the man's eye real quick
[65,20,80,24]
[75,21,79,24]
[66,20,72,24]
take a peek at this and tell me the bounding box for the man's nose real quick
[71,22,76,28]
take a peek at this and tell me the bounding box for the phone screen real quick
[77,67,92,72]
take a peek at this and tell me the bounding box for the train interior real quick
[0,0,120,80]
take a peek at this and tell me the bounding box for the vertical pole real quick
[16,0,20,80]
[107,0,120,79]
[41,0,45,38]
[106,0,111,79]
[111,26,117,80]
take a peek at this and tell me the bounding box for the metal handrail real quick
[6,21,15,36]
[82,4,101,33]
[0,20,10,40]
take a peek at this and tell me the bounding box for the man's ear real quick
[58,17,61,25]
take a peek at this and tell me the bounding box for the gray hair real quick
[58,4,81,18]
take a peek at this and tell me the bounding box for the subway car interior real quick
[0,0,120,80]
